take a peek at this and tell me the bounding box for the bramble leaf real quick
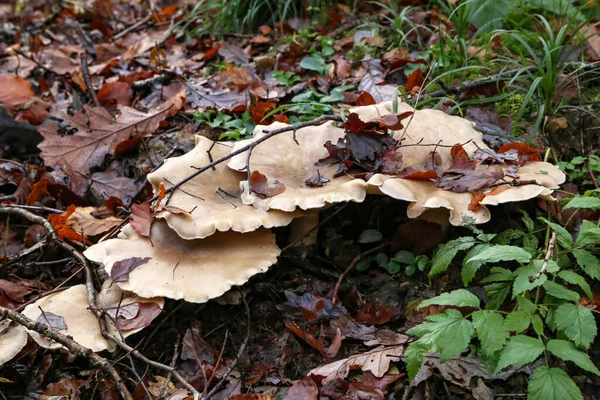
[554,303,597,348]
[572,249,600,280]
[546,339,600,375]
[467,245,532,264]
[557,270,593,300]
[461,244,488,286]
[472,310,508,355]
[539,218,573,249]
[528,367,583,400]
[417,289,480,309]
[513,266,547,298]
[495,335,544,372]
[543,281,580,302]
[564,197,600,210]
[504,310,531,334]
[429,237,476,277]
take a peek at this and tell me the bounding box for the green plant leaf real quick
[564,197,600,210]
[466,245,532,264]
[504,310,531,333]
[461,244,488,286]
[417,289,480,309]
[392,250,415,264]
[575,228,600,247]
[404,342,428,381]
[481,267,513,283]
[492,229,525,245]
[495,335,544,373]
[531,314,544,336]
[543,281,580,302]
[558,270,593,300]
[539,218,573,249]
[472,310,508,355]
[554,303,597,348]
[516,295,537,314]
[572,249,600,280]
[429,237,476,277]
[528,366,583,400]
[547,339,600,375]
[299,53,330,74]
[513,266,547,298]
[357,229,382,243]
[406,309,474,362]
[485,282,511,310]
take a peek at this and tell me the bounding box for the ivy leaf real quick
[429,237,476,277]
[495,335,544,373]
[472,310,508,355]
[554,303,597,348]
[558,270,593,300]
[504,310,531,333]
[417,289,480,309]
[564,197,600,210]
[466,245,532,264]
[406,309,474,362]
[543,281,580,302]
[485,282,511,310]
[528,367,583,400]
[539,218,573,249]
[513,266,547,298]
[546,339,600,375]
[461,244,488,286]
[575,228,600,247]
[572,249,600,280]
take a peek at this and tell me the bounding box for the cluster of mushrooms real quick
[0,101,565,365]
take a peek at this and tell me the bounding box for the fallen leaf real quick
[405,68,424,92]
[284,377,318,400]
[66,206,122,237]
[116,302,162,331]
[90,170,138,204]
[355,91,376,106]
[498,142,541,162]
[356,304,396,325]
[48,205,91,243]
[37,311,67,330]
[129,202,153,238]
[111,257,151,282]
[97,81,133,106]
[438,163,504,193]
[250,171,286,198]
[218,42,249,65]
[469,192,486,211]
[285,321,341,358]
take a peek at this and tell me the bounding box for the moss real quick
[497,93,530,118]
[154,143,165,152]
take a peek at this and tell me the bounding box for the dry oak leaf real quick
[228,122,367,212]
[66,206,122,237]
[83,221,280,303]
[38,105,169,174]
[309,345,405,384]
[0,74,50,125]
[48,205,91,244]
[147,136,300,240]
[360,102,565,225]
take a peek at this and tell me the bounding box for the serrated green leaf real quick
[404,341,428,381]
[504,310,531,333]
[406,309,474,362]
[495,335,544,372]
[492,229,525,245]
[543,281,580,302]
[485,282,511,310]
[513,266,547,298]
[564,197,600,210]
[520,210,535,232]
[529,367,583,400]
[418,289,480,309]
[547,339,600,375]
[554,303,597,348]
[467,245,532,265]
[532,259,559,274]
[462,244,489,286]
[572,249,600,280]
[523,234,539,251]
[575,228,600,246]
[481,267,513,283]
[430,237,476,277]
[558,270,593,300]
[472,310,508,355]
[539,218,573,249]
[531,314,544,336]
[516,296,537,314]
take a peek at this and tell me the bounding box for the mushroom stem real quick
[0,306,133,400]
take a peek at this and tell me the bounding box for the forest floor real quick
[0,0,599,399]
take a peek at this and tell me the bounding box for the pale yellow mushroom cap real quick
[147,136,301,239]
[228,122,367,212]
[0,321,28,366]
[84,221,281,303]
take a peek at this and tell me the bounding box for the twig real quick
[332,242,389,303]
[202,330,228,397]
[113,14,153,41]
[158,334,182,399]
[530,230,557,281]
[0,307,133,400]
[81,54,99,107]
[586,159,599,188]
[157,115,342,203]
[203,294,250,400]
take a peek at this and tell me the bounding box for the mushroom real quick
[84,221,281,303]
[357,102,565,225]
[228,122,367,212]
[0,321,28,366]
[20,283,164,352]
[147,136,302,240]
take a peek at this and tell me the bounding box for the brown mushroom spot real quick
[228,122,367,212]
[84,221,281,303]
[147,136,301,239]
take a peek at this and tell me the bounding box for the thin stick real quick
[0,307,133,400]
[332,242,389,304]
[531,231,557,281]
[81,54,99,107]
[113,14,153,41]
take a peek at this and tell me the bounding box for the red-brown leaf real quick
[355,91,376,106]
[399,167,438,180]
[498,142,541,162]
[250,171,286,199]
[97,81,133,106]
[116,302,162,331]
[405,68,424,92]
[284,377,318,400]
[450,143,470,162]
[130,202,153,238]
[111,257,151,282]
[469,192,486,211]
[355,303,396,325]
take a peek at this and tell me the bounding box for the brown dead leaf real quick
[97,81,133,106]
[0,74,49,125]
[66,206,122,237]
[48,205,91,244]
[226,63,254,86]
[90,170,138,203]
[250,170,286,198]
[116,302,162,331]
[355,303,396,325]
[284,377,318,400]
[309,345,405,383]
[111,257,151,282]
[38,105,169,174]
[130,202,153,239]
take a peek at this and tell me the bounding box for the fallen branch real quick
[0,306,133,400]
